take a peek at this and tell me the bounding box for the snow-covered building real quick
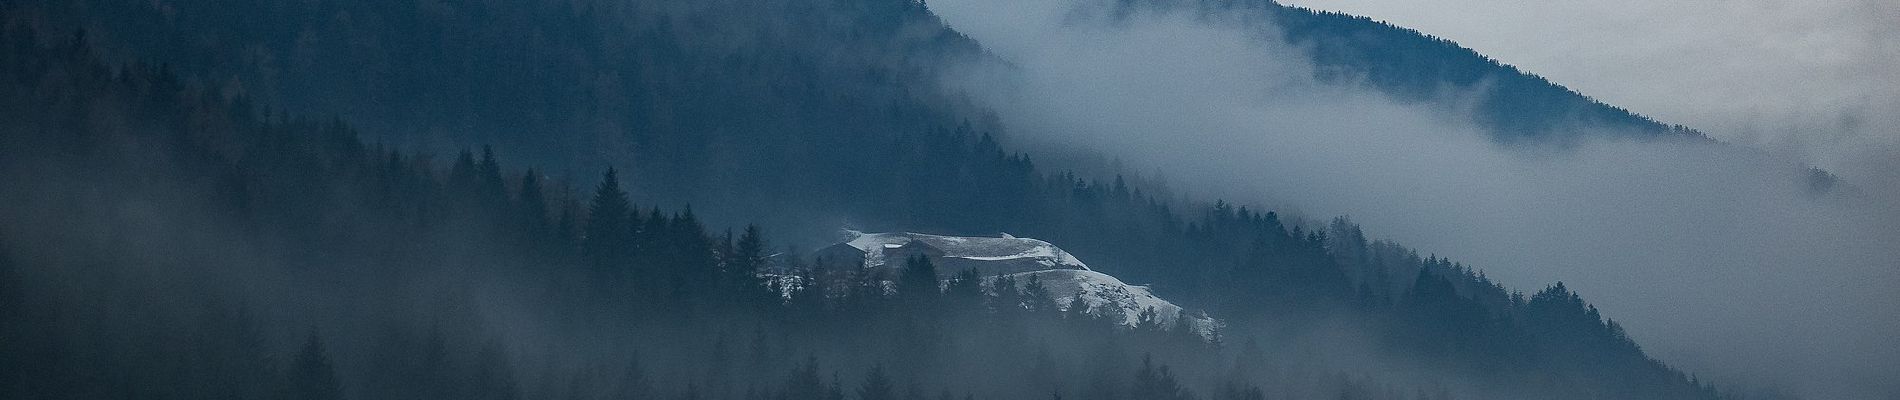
[810,230,1089,277]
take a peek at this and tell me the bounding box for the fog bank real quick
[928,0,1900,398]
[1282,0,1900,198]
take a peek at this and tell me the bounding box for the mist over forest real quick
[1,1,1892,400]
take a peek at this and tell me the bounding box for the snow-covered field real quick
[841,231,1091,273]
[994,269,1221,337]
[821,231,1219,337]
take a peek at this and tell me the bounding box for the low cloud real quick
[1282,0,1900,197]
[929,0,1900,398]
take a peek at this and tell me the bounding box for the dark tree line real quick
[0,27,1226,400]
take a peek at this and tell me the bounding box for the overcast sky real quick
[1281,0,1900,191]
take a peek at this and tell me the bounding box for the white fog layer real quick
[928,0,1900,397]
[1282,0,1900,201]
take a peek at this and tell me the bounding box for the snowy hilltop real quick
[811,231,1219,336]
[812,230,1090,276]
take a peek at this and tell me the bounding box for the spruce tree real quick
[899,255,939,301]
[516,170,549,233]
[734,225,767,276]
[1137,306,1162,332]
[449,149,480,197]
[730,225,770,305]
[1131,354,1192,400]
[1064,295,1092,323]
[583,168,635,292]
[1168,311,1202,345]
[478,145,506,205]
[945,269,984,308]
[1021,274,1054,315]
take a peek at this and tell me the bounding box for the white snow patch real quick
[841,231,1092,272]
[820,231,1220,338]
[997,269,1221,337]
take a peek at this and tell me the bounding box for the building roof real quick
[827,230,1091,271]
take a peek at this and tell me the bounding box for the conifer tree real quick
[899,255,939,301]
[1137,306,1163,332]
[1021,274,1054,315]
[450,149,480,197]
[583,168,635,291]
[478,145,507,205]
[945,269,984,308]
[1168,311,1202,345]
[1063,295,1092,323]
[727,224,769,305]
[517,170,549,233]
[1132,354,1192,400]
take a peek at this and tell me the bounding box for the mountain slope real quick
[1,0,993,238]
[0,1,1732,398]
[1001,269,1220,333]
[812,231,1219,335]
[1246,0,1706,141]
[1069,0,1702,141]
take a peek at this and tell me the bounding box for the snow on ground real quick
[996,269,1221,337]
[842,230,1091,273]
[825,231,1219,337]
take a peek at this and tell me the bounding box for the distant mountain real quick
[1107,0,1705,141]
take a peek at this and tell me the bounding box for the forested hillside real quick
[3,0,992,236]
[1,1,1732,399]
[1,0,1723,235]
[1259,2,1704,140]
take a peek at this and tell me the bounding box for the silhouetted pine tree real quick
[899,255,939,302]
[516,170,549,236]
[477,146,507,206]
[1132,354,1193,400]
[583,168,635,295]
[727,225,771,307]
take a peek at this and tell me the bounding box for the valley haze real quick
[930,0,1900,398]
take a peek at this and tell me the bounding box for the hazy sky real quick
[1281,0,1900,192]
[928,0,1900,398]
